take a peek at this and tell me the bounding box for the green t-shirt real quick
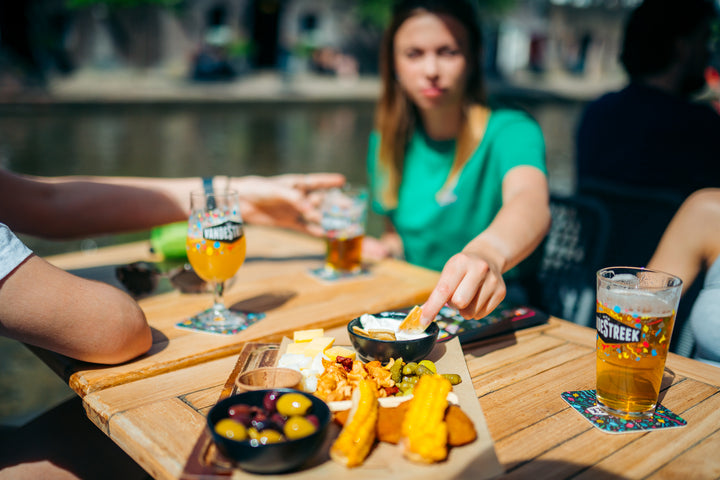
[367,109,547,277]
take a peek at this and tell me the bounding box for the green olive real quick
[401,375,419,385]
[397,381,414,392]
[284,415,317,440]
[416,364,434,376]
[257,429,285,444]
[441,373,462,385]
[214,418,248,441]
[276,393,312,416]
[402,362,418,375]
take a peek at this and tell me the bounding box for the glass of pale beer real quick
[321,186,368,273]
[595,267,682,419]
[186,190,248,330]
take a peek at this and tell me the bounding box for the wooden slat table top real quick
[81,319,720,480]
[39,226,439,397]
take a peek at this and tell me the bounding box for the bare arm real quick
[422,166,551,323]
[0,255,152,364]
[0,169,345,238]
[647,189,720,295]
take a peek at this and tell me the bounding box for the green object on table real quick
[150,221,188,260]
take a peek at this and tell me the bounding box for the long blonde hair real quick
[374,0,487,209]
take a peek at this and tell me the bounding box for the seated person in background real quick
[647,188,720,368]
[363,0,551,326]
[575,0,720,199]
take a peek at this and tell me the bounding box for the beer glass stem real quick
[213,281,226,314]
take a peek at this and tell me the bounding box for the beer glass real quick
[186,190,247,330]
[321,186,368,273]
[595,267,682,419]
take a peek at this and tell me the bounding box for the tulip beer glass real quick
[186,190,247,330]
[321,186,368,273]
[595,267,682,419]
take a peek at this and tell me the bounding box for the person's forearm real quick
[463,187,550,273]
[16,176,189,238]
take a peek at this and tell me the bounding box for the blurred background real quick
[0,0,718,430]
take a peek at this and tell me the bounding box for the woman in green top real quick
[365,0,551,326]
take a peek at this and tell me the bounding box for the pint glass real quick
[321,186,368,273]
[595,267,682,419]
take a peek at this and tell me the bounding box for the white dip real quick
[359,313,429,341]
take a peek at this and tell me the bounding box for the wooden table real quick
[40,225,439,396]
[41,227,720,479]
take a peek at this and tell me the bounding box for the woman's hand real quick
[420,247,507,326]
[233,173,345,236]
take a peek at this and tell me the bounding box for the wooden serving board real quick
[181,338,503,480]
[38,226,440,397]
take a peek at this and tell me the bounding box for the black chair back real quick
[533,194,611,327]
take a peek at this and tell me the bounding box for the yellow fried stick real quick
[401,374,452,463]
[330,378,378,467]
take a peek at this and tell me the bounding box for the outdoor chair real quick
[577,178,684,268]
[533,194,610,327]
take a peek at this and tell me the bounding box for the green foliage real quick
[66,0,182,9]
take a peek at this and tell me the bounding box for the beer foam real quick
[599,288,676,316]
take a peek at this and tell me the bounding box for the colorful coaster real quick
[175,310,266,335]
[562,390,687,434]
[307,266,370,282]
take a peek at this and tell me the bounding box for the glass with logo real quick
[186,190,247,330]
[595,267,682,419]
[321,186,368,273]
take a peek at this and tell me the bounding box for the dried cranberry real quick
[336,356,353,372]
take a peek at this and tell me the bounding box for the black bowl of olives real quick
[207,388,331,473]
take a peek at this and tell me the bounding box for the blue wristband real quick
[202,176,214,195]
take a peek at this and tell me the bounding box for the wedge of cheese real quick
[285,343,310,355]
[325,346,356,361]
[293,328,325,343]
[303,336,335,357]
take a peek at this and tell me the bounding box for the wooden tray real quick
[181,338,503,479]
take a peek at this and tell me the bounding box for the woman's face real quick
[393,12,470,114]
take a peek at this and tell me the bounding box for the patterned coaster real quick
[175,310,266,335]
[307,266,370,282]
[562,390,687,434]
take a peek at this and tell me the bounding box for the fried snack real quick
[367,329,396,341]
[316,358,397,402]
[365,361,395,391]
[335,400,476,448]
[376,401,410,444]
[334,402,410,445]
[330,379,378,468]
[446,404,477,446]
[400,374,451,464]
[398,305,425,333]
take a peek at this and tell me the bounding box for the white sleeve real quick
[0,223,33,281]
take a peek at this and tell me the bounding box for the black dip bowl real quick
[207,388,331,474]
[347,313,439,364]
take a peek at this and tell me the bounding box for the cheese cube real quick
[324,346,356,361]
[302,336,335,357]
[293,328,325,343]
[285,343,309,355]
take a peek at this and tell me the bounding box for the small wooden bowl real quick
[235,367,302,392]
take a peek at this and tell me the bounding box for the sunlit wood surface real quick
[40,227,720,479]
[40,226,438,396]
